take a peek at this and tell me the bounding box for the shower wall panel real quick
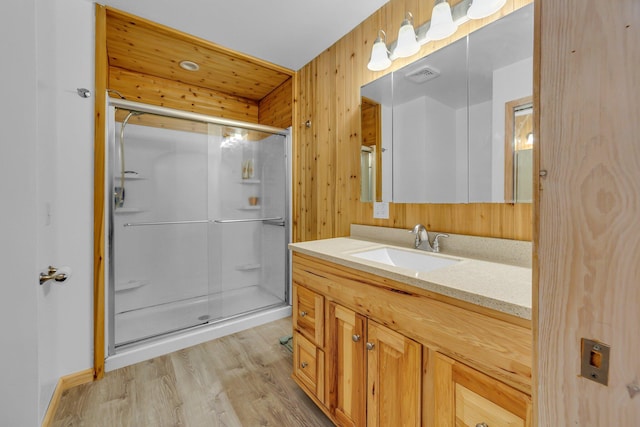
[113,124,209,317]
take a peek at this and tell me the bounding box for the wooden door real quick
[536,0,640,424]
[328,303,366,427]
[366,320,421,427]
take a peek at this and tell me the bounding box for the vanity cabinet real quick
[291,252,532,427]
[327,303,421,427]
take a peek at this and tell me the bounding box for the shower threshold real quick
[107,294,291,371]
[114,285,285,347]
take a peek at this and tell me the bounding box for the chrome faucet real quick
[410,224,449,253]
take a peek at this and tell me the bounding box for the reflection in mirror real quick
[361,97,381,202]
[360,74,393,202]
[468,4,533,203]
[360,145,376,202]
[505,97,533,203]
[392,36,468,203]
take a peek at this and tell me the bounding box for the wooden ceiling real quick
[105,8,293,102]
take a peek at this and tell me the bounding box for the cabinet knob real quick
[300,311,307,317]
[476,423,488,427]
[366,342,375,351]
[301,361,308,368]
[352,334,361,343]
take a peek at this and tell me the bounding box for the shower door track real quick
[110,98,288,136]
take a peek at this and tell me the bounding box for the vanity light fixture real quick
[367,30,393,71]
[366,0,508,72]
[467,0,508,19]
[179,60,200,71]
[394,12,420,58]
[426,0,458,41]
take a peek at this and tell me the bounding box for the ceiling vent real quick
[405,66,440,83]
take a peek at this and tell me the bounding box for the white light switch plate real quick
[373,202,389,219]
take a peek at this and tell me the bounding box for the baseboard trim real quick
[41,368,95,427]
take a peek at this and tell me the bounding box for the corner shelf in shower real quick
[238,206,261,211]
[114,207,145,214]
[236,263,261,271]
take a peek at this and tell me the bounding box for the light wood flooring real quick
[52,317,333,426]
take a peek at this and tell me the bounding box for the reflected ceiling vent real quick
[405,66,440,83]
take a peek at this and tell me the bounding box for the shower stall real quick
[105,99,291,367]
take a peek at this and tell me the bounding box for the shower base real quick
[106,285,290,371]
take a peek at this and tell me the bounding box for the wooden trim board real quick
[93,3,107,381]
[41,369,94,427]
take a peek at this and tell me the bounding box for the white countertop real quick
[289,237,532,320]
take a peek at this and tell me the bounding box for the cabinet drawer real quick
[456,383,525,427]
[293,284,324,346]
[434,352,532,427]
[293,331,325,402]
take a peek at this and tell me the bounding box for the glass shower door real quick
[112,115,211,347]
[207,126,288,321]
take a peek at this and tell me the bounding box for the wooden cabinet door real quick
[366,320,421,427]
[434,352,532,427]
[328,303,367,427]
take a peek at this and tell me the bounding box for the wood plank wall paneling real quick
[292,0,533,243]
[105,7,292,102]
[259,77,293,128]
[537,0,640,424]
[109,67,260,123]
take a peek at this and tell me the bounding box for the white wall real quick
[45,0,95,385]
[491,57,533,201]
[380,104,393,201]
[468,100,494,202]
[1,0,95,423]
[0,1,40,425]
[455,108,468,202]
[36,0,61,415]
[393,96,458,203]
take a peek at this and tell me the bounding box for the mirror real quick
[360,4,533,203]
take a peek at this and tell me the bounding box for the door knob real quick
[39,266,71,285]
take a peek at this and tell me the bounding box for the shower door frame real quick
[105,98,291,356]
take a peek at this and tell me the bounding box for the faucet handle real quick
[432,233,449,253]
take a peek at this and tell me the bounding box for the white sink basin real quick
[352,247,459,273]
